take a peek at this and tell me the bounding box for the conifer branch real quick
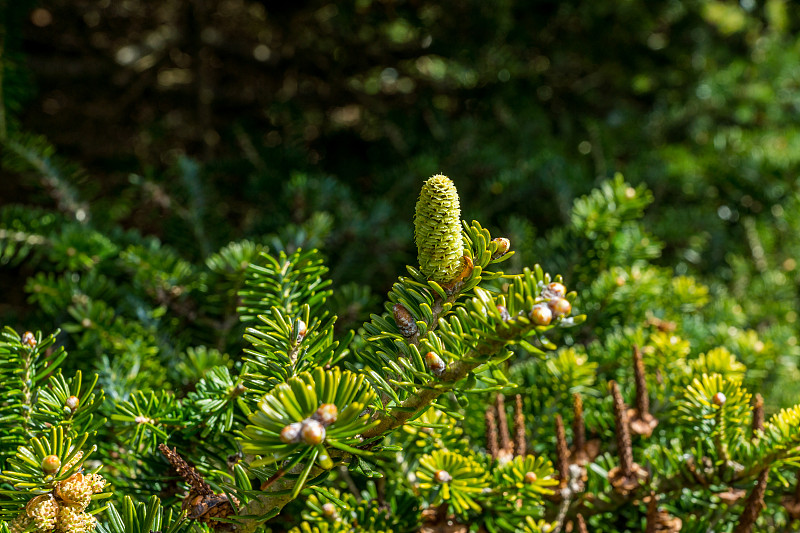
[751,393,764,437]
[610,381,633,478]
[733,469,769,533]
[496,394,512,454]
[514,394,526,456]
[572,394,585,456]
[485,407,499,460]
[361,322,539,438]
[575,514,588,533]
[555,414,569,489]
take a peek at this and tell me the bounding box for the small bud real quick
[301,419,326,445]
[280,422,303,443]
[434,470,452,483]
[452,255,474,284]
[425,351,446,376]
[543,282,566,299]
[496,305,511,321]
[314,404,338,426]
[491,237,511,259]
[548,298,572,318]
[322,502,337,519]
[296,320,307,341]
[713,392,726,406]
[21,331,36,347]
[393,303,418,338]
[41,455,61,474]
[530,304,552,326]
[66,396,80,411]
[524,471,538,484]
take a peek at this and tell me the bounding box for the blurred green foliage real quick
[0,0,796,283]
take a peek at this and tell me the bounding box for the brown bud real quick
[453,255,474,284]
[530,304,552,326]
[434,470,452,483]
[524,471,537,484]
[301,419,326,445]
[425,351,446,376]
[322,502,337,519]
[491,238,511,259]
[314,404,338,426]
[41,455,61,474]
[713,392,727,406]
[393,303,418,338]
[496,305,511,321]
[548,298,572,318]
[22,331,36,347]
[295,319,307,340]
[280,422,303,443]
[65,396,80,411]
[544,282,566,299]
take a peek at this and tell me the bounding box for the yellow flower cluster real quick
[9,467,107,533]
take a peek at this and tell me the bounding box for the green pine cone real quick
[414,174,464,284]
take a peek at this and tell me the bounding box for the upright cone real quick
[414,174,464,284]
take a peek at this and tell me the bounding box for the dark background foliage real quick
[3,0,800,400]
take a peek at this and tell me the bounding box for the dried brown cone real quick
[393,303,419,339]
[182,491,239,531]
[628,345,658,438]
[575,514,589,533]
[485,407,500,460]
[782,473,800,520]
[733,469,770,533]
[159,444,238,531]
[159,443,213,497]
[513,394,526,457]
[646,492,683,533]
[717,487,747,506]
[572,394,586,453]
[751,394,764,438]
[607,381,648,494]
[495,394,512,455]
[555,414,569,489]
[646,315,676,332]
[570,393,600,466]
